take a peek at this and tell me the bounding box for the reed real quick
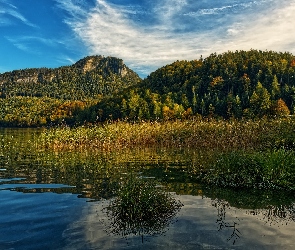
[39,117,295,151]
[38,118,295,190]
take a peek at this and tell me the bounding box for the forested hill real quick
[0,55,141,100]
[92,50,295,121]
[1,50,295,127]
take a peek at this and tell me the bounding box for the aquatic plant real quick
[104,176,183,242]
[202,149,295,190]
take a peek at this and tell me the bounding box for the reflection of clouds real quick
[63,195,295,249]
[248,205,295,226]
[63,200,128,250]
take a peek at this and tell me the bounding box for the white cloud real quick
[54,0,88,20]
[5,37,30,53]
[0,2,37,28]
[0,16,11,26]
[185,1,264,17]
[153,0,188,28]
[222,0,295,53]
[56,55,76,65]
[57,0,295,77]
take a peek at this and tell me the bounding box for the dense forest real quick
[88,50,295,121]
[1,50,295,127]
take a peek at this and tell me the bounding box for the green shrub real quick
[203,149,295,190]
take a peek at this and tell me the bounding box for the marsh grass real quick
[105,176,183,242]
[39,118,295,151]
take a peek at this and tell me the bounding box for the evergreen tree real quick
[272,98,290,116]
[250,82,271,117]
[271,75,280,100]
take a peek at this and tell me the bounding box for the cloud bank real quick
[58,0,295,77]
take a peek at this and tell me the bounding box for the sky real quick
[1,0,295,78]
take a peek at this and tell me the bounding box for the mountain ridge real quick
[0,55,141,100]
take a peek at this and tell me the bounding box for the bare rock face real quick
[82,57,96,73]
[73,55,132,76]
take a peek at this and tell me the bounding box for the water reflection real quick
[247,203,295,226]
[1,128,295,249]
[212,198,241,244]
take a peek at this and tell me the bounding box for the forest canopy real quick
[91,50,295,122]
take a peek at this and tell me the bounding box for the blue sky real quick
[1,0,295,78]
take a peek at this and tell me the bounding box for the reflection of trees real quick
[104,176,183,243]
[212,199,241,245]
[247,204,295,226]
[1,136,208,199]
[210,190,295,245]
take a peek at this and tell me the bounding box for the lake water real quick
[0,128,294,250]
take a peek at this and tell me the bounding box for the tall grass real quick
[38,118,295,190]
[39,118,295,151]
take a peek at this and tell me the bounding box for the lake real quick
[0,128,294,250]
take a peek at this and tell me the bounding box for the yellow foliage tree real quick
[271,98,290,117]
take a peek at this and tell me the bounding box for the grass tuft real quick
[105,176,183,241]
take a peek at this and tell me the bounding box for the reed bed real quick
[39,118,295,152]
[37,118,295,190]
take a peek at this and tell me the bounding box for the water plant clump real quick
[202,149,295,190]
[105,176,183,242]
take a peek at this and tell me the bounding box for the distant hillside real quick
[0,55,141,100]
[91,50,295,121]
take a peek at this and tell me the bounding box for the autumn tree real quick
[271,98,290,117]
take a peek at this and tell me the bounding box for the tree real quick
[233,95,243,118]
[128,91,141,119]
[271,75,280,100]
[191,86,198,113]
[250,82,271,117]
[121,98,128,118]
[271,98,290,117]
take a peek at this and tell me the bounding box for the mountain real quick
[0,55,141,100]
